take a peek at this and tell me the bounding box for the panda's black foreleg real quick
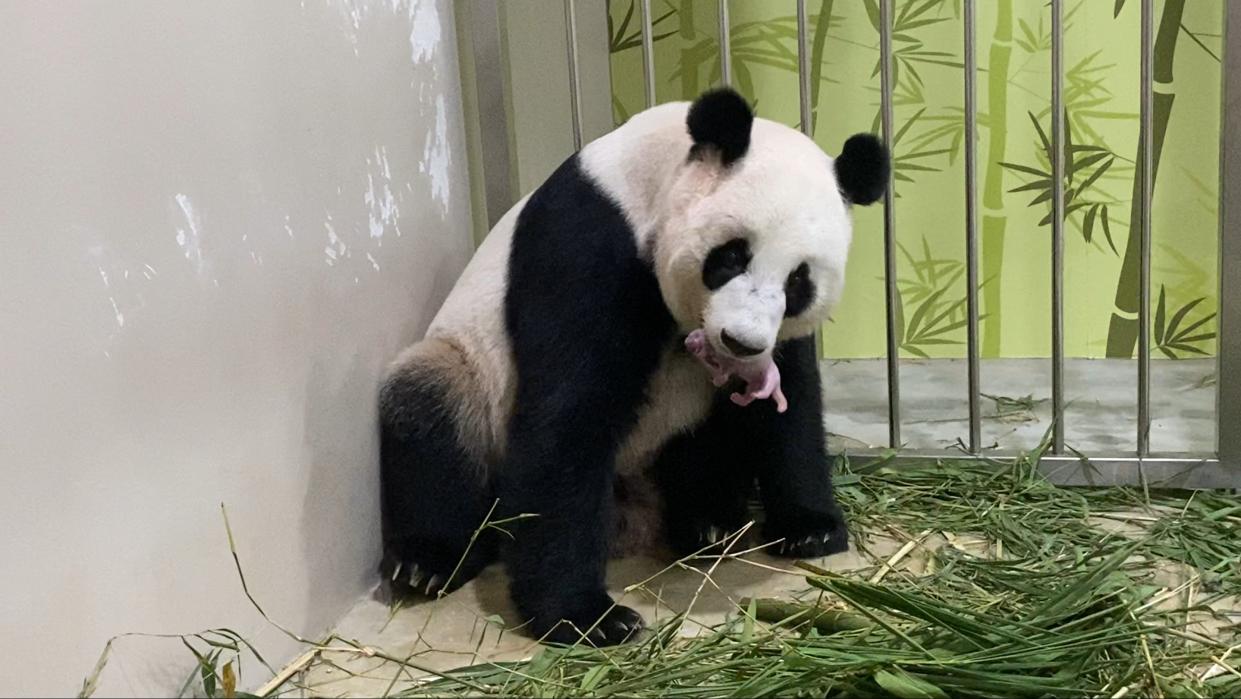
[378,368,498,598]
[498,400,644,647]
[725,336,849,558]
[653,408,757,557]
[761,336,848,557]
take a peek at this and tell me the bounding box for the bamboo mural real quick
[981,0,1012,357]
[1104,0,1184,358]
[678,0,698,98]
[806,0,834,136]
[607,0,1222,362]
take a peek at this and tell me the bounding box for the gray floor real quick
[284,357,1220,696]
[823,357,1217,455]
[296,531,971,696]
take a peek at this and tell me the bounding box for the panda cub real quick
[379,88,889,646]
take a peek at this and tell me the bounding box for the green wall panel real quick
[608,0,1222,360]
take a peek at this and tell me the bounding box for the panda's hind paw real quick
[380,549,468,600]
[667,512,752,558]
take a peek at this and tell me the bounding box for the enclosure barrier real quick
[478,1,1240,489]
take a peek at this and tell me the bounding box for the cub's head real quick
[652,88,889,363]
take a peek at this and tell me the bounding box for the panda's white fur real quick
[378,89,886,646]
[387,194,529,468]
[583,101,851,345]
[401,100,852,479]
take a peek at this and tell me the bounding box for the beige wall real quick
[0,1,472,695]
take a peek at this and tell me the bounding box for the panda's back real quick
[404,195,529,465]
[403,103,713,474]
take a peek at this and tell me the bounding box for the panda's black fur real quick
[498,153,678,643]
[379,88,887,647]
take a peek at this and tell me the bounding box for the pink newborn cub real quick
[684,329,789,413]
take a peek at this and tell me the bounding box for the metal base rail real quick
[842,451,1230,489]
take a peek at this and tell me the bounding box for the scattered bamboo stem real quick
[868,529,931,583]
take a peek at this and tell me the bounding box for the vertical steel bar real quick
[1138,0,1154,456]
[467,1,515,229]
[640,0,656,109]
[796,0,813,135]
[879,0,901,448]
[1050,0,1066,454]
[964,0,981,454]
[564,0,583,150]
[1217,1,1239,468]
[797,0,824,359]
[718,0,731,87]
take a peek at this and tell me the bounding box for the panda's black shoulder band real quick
[834,133,890,206]
[687,88,754,166]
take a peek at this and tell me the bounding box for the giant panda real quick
[378,88,889,646]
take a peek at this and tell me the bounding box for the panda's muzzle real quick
[720,329,765,358]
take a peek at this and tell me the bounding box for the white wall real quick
[0,1,472,695]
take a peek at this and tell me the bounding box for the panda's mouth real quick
[684,329,788,413]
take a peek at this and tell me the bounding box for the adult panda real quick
[378,88,888,646]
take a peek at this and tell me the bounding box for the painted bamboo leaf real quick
[999,110,1118,251]
[1154,285,1217,359]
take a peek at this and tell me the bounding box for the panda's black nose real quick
[721,329,764,357]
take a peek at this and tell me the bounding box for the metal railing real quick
[478,0,1240,489]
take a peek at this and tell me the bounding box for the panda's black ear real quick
[834,133,890,206]
[686,88,754,166]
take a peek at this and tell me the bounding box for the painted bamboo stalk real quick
[807,0,835,136]
[980,0,1013,356]
[679,0,699,97]
[1105,0,1186,358]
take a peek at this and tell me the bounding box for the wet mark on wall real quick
[174,194,205,275]
[420,94,451,215]
[89,245,157,357]
[365,146,401,241]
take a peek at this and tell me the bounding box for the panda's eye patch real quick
[784,262,815,317]
[702,238,751,290]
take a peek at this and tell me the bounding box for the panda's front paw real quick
[766,510,849,559]
[773,529,849,558]
[538,601,646,647]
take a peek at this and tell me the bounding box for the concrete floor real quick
[295,532,924,696]
[293,522,1236,697]
[286,357,1221,696]
[824,357,1216,454]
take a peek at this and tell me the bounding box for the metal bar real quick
[1138,0,1154,456]
[963,0,981,454]
[843,452,1231,489]
[878,0,900,448]
[796,0,812,135]
[1050,0,1066,455]
[564,0,583,150]
[640,0,656,109]
[1219,0,1241,470]
[467,1,516,228]
[717,0,731,87]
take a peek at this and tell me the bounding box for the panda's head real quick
[651,88,888,363]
